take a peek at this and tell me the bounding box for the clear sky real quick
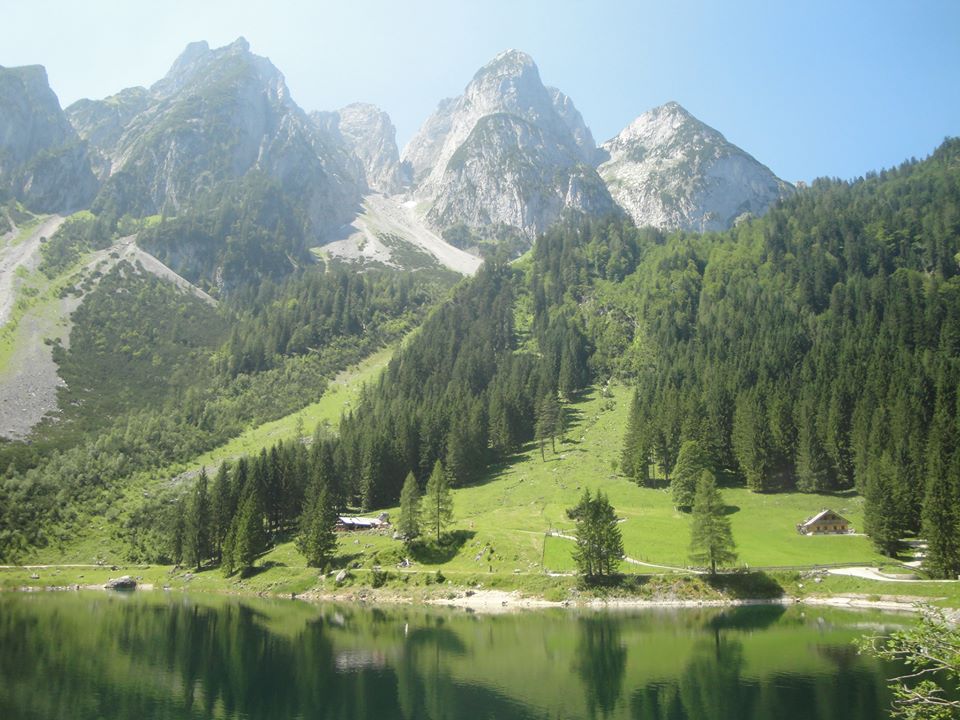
[3,0,958,183]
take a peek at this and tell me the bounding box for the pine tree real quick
[397,471,422,541]
[233,490,266,573]
[170,497,186,567]
[535,393,562,460]
[569,489,623,580]
[864,454,905,556]
[731,389,772,492]
[423,461,453,543]
[221,522,236,577]
[689,471,737,575]
[296,486,338,569]
[210,462,234,562]
[185,467,212,570]
[922,408,960,579]
[671,440,710,510]
[621,388,648,483]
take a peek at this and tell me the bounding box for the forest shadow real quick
[408,530,475,565]
[241,560,286,579]
[705,571,785,599]
[721,504,741,516]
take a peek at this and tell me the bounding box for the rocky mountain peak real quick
[150,37,279,101]
[0,64,97,212]
[599,102,793,232]
[86,38,363,242]
[401,49,611,245]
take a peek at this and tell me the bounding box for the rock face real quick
[402,50,616,242]
[0,65,98,212]
[65,87,151,179]
[86,38,364,236]
[599,102,793,232]
[333,103,406,194]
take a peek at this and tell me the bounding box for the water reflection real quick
[0,593,903,720]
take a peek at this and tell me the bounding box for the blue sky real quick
[3,0,958,183]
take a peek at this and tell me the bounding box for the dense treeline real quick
[334,252,592,510]
[219,269,434,377]
[134,174,312,290]
[611,139,960,570]
[0,263,447,561]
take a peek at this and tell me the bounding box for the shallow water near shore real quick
[0,591,905,719]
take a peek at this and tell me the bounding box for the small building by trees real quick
[797,509,850,535]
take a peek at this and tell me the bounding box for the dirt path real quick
[546,530,703,574]
[0,215,64,327]
[827,566,956,583]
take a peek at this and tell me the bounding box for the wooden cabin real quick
[797,509,850,535]
[336,513,390,532]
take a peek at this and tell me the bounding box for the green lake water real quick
[0,592,906,719]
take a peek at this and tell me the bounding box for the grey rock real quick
[599,102,793,232]
[105,575,137,590]
[335,569,349,584]
[0,64,98,212]
[403,50,614,244]
[92,38,364,239]
[334,103,405,194]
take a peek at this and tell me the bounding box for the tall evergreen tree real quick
[210,462,234,562]
[689,471,737,575]
[170,497,186,567]
[569,489,623,580]
[423,461,453,542]
[397,471,422,542]
[232,489,266,573]
[535,393,563,460]
[185,467,212,570]
[296,486,338,569]
[864,454,905,556]
[922,407,960,579]
[671,440,710,510]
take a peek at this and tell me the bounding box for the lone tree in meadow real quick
[423,461,453,542]
[568,489,623,580]
[397,471,422,542]
[688,471,737,575]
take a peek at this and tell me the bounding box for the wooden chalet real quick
[336,513,390,532]
[797,509,850,535]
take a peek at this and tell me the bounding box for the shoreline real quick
[2,582,927,616]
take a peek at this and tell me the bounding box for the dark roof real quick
[801,509,849,527]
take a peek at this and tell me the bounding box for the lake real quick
[0,592,905,719]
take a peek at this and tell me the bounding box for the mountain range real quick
[1,38,792,277]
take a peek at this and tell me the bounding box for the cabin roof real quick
[337,516,383,528]
[801,509,849,527]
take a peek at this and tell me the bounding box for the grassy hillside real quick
[7,378,905,595]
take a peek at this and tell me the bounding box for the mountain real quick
[402,50,617,245]
[331,103,407,194]
[0,65,97,212]
[87,38,364,238]
[599,102,793,232]
[65,87,151,179]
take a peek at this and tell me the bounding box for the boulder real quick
[105,575,137,590]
